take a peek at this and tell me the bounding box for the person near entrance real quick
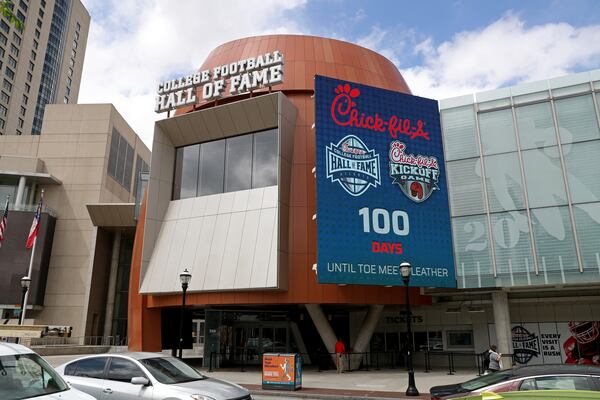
[487,345,502,373]
[335,337,346,374]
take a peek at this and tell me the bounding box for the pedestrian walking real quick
[487,345,502,372]
[335,337,346,374]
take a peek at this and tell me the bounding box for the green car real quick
[455,390,600,400]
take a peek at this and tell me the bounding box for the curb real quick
[248,390,409,400]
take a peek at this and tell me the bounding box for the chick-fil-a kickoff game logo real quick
[389,141,440,203]
[330,83,430,141]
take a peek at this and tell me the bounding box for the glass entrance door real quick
[232,324,289,364]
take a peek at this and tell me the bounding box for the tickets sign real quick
[315,75,455,287]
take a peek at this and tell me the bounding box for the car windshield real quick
[140,357,206,384]
[460,370,514,391]
[0,353,69,400]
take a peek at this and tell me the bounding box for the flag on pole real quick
[26,192,43,249]
[0,196,8,247]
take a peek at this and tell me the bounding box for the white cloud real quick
[400,14,600,99]
[78,0,307,148]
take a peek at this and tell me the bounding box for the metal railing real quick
[207,348,521,375]
[28,335,128,347]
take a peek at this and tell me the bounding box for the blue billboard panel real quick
[315,75,455,288]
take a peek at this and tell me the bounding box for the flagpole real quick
[20,235,37,324]
[20,189,43,325]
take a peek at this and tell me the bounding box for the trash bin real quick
[262,353,302,391]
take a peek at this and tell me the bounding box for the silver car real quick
[55,353,251,400]
[0,343,95,400]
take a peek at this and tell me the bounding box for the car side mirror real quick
[131,377,150,386]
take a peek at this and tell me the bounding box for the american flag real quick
[26,193,43,249]
[0,196,8,247]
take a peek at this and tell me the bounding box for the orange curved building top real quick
[176,34,410,114]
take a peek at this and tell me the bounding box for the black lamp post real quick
[19,276,31,325]
[400,262,419,396]
[178,268,191,359]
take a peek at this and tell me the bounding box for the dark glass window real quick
[107,358,145,383]
[0,20,9,34]
[5,67,14,79]
[174,129,278,200]
[180,144,200,198]
[107,128,135,191]
[0,33,6,44]
[71,357,108,379]
[199,140,225,196]
[225,135,252,192]
[252,129,277,188]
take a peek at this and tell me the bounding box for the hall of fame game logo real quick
[326,135,380,196]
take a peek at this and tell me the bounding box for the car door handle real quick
[102,388,113,394]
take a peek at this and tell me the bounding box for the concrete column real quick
[28,183,37,206]
[305,304,337,353]
[102,231,122,341]
[350,305,384,370]
[14,176,26,209]
[290,321,311,363]
[492,291,513,368]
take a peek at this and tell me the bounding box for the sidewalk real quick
[205,368,477,396]
[45,354,479,399]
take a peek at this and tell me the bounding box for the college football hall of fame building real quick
[315,75,455,288]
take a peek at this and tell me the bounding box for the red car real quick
[430,365,600,400]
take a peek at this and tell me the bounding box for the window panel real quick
[252,129,278,188]
[180,144,199,199]
[72,357,108,379]
[107,129,119,178]
[531,207,578,283]
[573,203,600,272]
[490,211,533,286]
[452,214,494,288]
[563,140,600,203]
[441,105,479,160]
[116,135,126,183]
[107,358,145,383]
[123,142,134,191]
[522,146,567,208]
[446,158,485,216]
[199,139,225,196]
[516,102,556,150]
[478,109,517,155]
[555,94,600,144]
[484,153,525,212]
[225,135,252,192]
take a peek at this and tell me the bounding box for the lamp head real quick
[20,276,31,289]
[400,262,411,285]
[179,268,192,288]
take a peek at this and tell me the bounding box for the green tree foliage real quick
[0,1,24,30]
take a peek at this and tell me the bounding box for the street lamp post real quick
[400,262,419,397]
[19,276,31,325]
[178,268,191,359]
[16,276,31,344]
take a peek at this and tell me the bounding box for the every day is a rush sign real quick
[315,75,456,288]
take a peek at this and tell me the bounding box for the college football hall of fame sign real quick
[314,75,456,288]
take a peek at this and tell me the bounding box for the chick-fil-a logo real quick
[330,84,430,141]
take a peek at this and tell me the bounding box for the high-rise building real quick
[0,0,89,136]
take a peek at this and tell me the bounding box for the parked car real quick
[430,365,600,400]
[0,343,95,400]
[55,352,252,400]
[454,390,600,400]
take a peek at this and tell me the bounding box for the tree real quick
[0,1,23,31]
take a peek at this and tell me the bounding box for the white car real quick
[0,343,95,400]
[55,353,251,400]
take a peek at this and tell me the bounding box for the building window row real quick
[173,128,278,200]
[107,128,135,191]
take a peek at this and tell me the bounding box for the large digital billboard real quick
[315,75,455,288]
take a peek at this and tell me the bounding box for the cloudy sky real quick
[78,0,600,148]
